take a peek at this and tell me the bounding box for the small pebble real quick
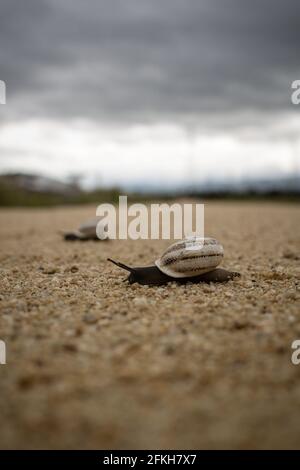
[82,313,98,324]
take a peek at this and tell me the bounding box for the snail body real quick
[108,237,239,286]
[64,217,107,241]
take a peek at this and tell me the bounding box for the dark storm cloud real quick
[0,0,299,125]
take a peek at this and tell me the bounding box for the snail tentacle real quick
[107,258,135,273]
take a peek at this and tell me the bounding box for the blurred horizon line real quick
[0,169,299,195]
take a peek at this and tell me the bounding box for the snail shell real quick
[155,237,224,278]
[64,217,107,241]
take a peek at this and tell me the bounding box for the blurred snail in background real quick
[108,237,240,286]
[63,217,108,241]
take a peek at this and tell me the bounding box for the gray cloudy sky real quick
[0,0,299,187]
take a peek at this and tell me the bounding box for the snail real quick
[108,237,240,286]
[63,217,108,241]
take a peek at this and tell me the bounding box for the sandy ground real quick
[0,201,300,449]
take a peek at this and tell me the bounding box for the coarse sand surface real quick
[0,201,300,449]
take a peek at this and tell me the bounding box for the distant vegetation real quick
[0,173,299,207]
[0,174,120,207]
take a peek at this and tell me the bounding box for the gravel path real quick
[0,201,300,449]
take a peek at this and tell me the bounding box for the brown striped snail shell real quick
[156,237,224,278]
[63,217,108,241]
[108,237,240,286]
